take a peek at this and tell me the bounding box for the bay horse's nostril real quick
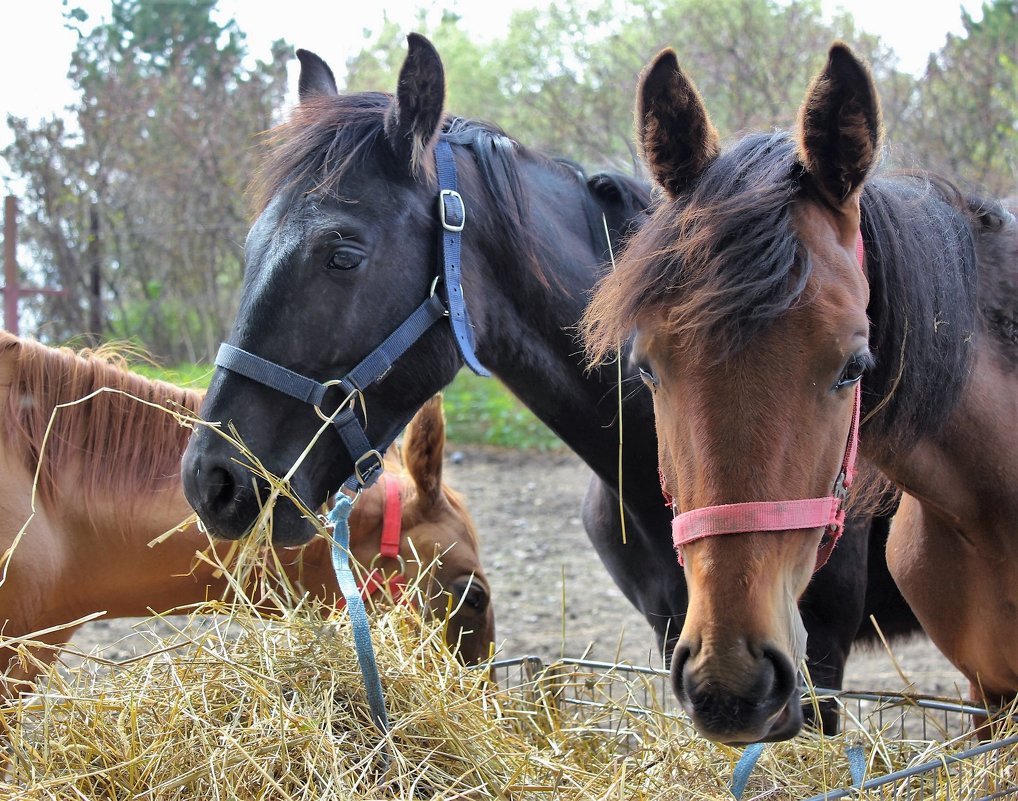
[761,645,799,702]
[669,639,694,702]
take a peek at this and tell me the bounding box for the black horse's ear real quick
[384,33,446,178]
[797,42,882,208]
[296,49,338,101]
[636,48,719,198]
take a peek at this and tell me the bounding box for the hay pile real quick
[3,597,1016,800]
[3,403,1015,798]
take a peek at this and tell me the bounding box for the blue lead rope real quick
[326,495,390,734]
[731,742,766,799]
[730,741,867,798]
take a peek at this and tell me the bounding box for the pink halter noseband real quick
[669,233,865,572]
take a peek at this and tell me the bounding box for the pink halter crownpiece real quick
[669,230,865,572]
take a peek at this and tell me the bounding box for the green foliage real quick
[4,0,289,359]
[440,372,565,452]
[130,360,215,388]
[903,0,1017,195]
[5,0,1015,364]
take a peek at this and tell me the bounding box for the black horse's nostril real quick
[182,441,255,541]
[202,465,238,517]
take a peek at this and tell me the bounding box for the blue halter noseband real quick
[214,136,489,494]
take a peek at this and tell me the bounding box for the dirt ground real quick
[70,444,969,699]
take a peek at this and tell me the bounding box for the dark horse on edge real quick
[181,34,918,732]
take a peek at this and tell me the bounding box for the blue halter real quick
[214,136,489,494]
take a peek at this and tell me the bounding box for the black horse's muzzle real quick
[181,426,319,546]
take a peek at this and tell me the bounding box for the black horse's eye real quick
[637,364,659,389]
[326,247,364,271]
[836,351,872,389]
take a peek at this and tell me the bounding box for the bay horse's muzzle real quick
[181,428,318,546]
[671,638,803,744]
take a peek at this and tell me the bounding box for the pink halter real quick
[670,233,865,572]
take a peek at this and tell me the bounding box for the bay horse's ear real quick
[385,33,446,177]
[797,42,882,207]
[636,48,720,198]
[402,394,446,511]
[296,49,338,101]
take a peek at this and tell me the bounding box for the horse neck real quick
[48,468,215,619]
[466,157,659,487]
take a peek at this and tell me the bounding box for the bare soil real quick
[70,445,968,699]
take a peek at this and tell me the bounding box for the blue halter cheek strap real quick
[214,135,489,493]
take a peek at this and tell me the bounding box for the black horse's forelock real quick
[248,92,605,294]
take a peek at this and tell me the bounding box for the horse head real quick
[182,35,472,545]
[396,395,494,664]
[583,43,879,743]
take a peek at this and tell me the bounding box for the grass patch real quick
[440,371,564,452]
[130,360,217,388]
[130,361,563,452]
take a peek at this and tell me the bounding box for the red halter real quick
[669,233,865,572]
[339,475,407,605]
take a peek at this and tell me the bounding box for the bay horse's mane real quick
[248,92,650,294]
[585,130,1007,452]
[0,332,200,524]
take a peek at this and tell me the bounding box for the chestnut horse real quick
[583,42,1018,744]
[0,332,493,697]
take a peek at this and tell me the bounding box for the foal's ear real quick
[402,394,446,511]
[296,49,338,101]
[797,43,882,208]
[636,48,719,198]
[385,33,446,177]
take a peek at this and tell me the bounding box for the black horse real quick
[181,34,918,729]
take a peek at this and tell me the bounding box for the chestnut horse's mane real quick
[0,332,201,523]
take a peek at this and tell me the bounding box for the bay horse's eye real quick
[637,364,659,389]
[326,246,364,271]
[836,351,872,389]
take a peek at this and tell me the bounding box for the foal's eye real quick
[836,352,872,389]
[637,364,659,389]
[326,246,364,271]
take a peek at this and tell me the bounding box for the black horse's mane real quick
[599,130,1004,451]
[250,92,650,294]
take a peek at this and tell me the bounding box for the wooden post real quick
[3,196,17,334]
[2,195,67,336]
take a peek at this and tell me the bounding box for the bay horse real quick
[180,33,919,732]
[582,42,1017,744]
[0,332,493,698]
